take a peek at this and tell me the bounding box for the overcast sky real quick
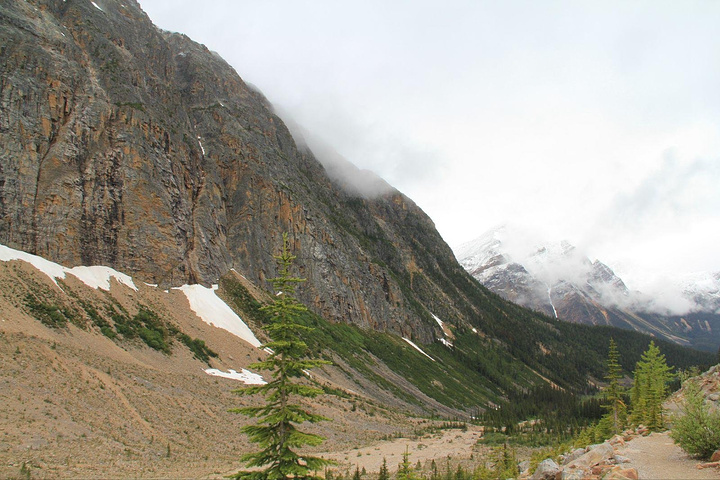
[139,0,720,289]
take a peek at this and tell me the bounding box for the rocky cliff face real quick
[0,0,495,341]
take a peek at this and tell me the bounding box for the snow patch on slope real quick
[431,313,444,329]
[0,244,137,291]
[175,284,262,348]
[205,368,265,384]
[65,266,137,292]
[402,337,435,362]
[431,312,454,347]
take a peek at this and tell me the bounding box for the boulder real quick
[559,469,586,480]
[602,466,638,480]
[560,448,586,465]
[591,465,613,476]
[566,442,614,470]
[530,458,561,480]
[711,449,720,462]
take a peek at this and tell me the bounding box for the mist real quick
[278,106,394,198]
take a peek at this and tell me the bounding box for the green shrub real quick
[100,326,117,339]
[138,327,169,353]
[477,432,510,446]
[177,333,218,363]
[670,380,720,459]
[24,294,69,328]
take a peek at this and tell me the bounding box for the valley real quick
[1,1,719,478]
[0,244,716,478]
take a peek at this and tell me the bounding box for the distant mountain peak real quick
[456,227,720,350]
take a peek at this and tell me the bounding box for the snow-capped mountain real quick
[678,272,720,313]
[456,226,720,350]
[456,226,630,319]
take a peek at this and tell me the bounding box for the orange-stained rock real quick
[0,0,479,344]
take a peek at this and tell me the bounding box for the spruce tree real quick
[429,459,439,480]
[231,233,332,480]
[378,458,390,480]
[396,447,415,480]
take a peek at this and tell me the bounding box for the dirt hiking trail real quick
[616,431,720,479]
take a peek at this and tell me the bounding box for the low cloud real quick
[306,140,395,198]
[274,103,443,199]
[487,224,718,316]
[606,149,720,230]
[276,105,395,197]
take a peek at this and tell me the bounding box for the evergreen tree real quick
[396,447,415,480]
[429,459,439,480]
[603,338,626,434]
[352,465,361,480]
[453,465,466,480]
[378,458,390,480]
[629,341,674,430]
[231,233,332,480]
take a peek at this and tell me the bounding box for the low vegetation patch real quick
[25,287,217,363]
[23,294,75,328]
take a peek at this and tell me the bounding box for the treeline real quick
[480,338,705,450]
[481,384,603,430]
[479,384,604,446]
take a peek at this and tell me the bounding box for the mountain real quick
[0,0,713,385]
[1,2,717,475]
[0,0,502,343]
[456,226,720,350]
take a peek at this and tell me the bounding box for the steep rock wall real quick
[0,0,495,341]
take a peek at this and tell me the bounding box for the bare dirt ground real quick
[0,263,427,479]
[316,425,485,476]
[616,431,720,480]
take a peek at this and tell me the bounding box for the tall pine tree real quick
[603,338,626,434]
[231,233,332,480]
[629,341,674,430]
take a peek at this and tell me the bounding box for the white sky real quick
[138,0,720,288]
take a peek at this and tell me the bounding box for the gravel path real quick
[617,432,720,480]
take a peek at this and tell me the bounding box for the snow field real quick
[205,368,266,385]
